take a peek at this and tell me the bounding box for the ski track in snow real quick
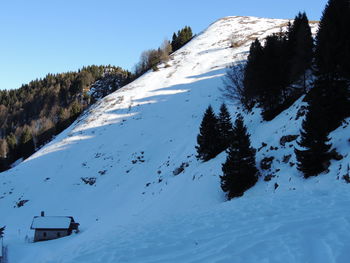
[1,16,349,263]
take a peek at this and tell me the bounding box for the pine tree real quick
[315,0,350,79]
[288,12,314,87]
[295,82,332,178]
[243,38,264,108]
[171,26,193,52]
[312,0,350,132]
[196,105,221,161]
[221,114,258,199]
[259,34,289,120]
[217,103,233,152]
[6,133,18,162]
[19,127,35,159]
[171,32,178,51]
[241,13,313,120]
[243,39,263,106]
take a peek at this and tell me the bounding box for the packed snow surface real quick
[1,16,349,263]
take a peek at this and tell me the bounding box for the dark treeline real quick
[196,0,350,202]
[242,12,313,120]
[0,65,131,171]
[295,0,350,178]
[223,0,350,180]
[171,26,193,52]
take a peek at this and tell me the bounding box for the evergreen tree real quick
[295,82,332,178]
[312,0,350,132]
[288,12,314,87]
[240,13,313,119]
[259,34,289,120]
[171,26,193,52]
[296,1,350,177]
[196,105,221,161]
[19,127,35,159]
[6,133,17,162]
[217,103,233,152]
[221,114,258,199]
[243,39,264,109]
[315,0,350,79]
[243,33,291,120]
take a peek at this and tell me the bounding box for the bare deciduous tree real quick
[160,39,172,62]
[221,62,254,110]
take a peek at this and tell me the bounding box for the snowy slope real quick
[1,16,350,263]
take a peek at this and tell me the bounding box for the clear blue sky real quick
[0,0,328,90]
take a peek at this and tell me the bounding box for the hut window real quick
[43,232,47,237]
[57,232,61,237]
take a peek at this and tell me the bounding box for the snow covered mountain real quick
[1,16,350,263]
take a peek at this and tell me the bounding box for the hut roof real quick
[31,216,74,230]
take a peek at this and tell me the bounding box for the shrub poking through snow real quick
[173,162,189,176]
[260,156,274,170]
[221,114,258,199]
[81,177,97,185]
[16,199,29,208]
[280,135,299,147]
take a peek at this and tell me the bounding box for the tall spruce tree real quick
[196,105,221,161]
[288,12,314,87]
[295,83,332,178]
[221,114,258,199]
[259,34,289,120]
[243,38,264,109]
[312,0,350,132]
[296,1,350,178]
[315,0,350,79]
[218,103,233,152]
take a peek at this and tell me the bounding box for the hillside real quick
[1,16,350,263]
[0,65,131,171]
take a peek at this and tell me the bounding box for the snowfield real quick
[1,16,350,263]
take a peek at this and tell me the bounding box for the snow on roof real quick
[31,216,73,230]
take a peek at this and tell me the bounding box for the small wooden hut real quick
[30,212,79,242]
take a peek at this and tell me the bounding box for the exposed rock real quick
[258,142,268,152]
[260,157,274,170]
[282,154,292,163]
[343,175,350,183]
[16,199,29,208]
[280,135,299,147]
[173,162,189,176]
[264,174,274,182]
[81,177,96,185]
[98,170,107,175]
[329,149,343,161]
[296,105,307,120]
